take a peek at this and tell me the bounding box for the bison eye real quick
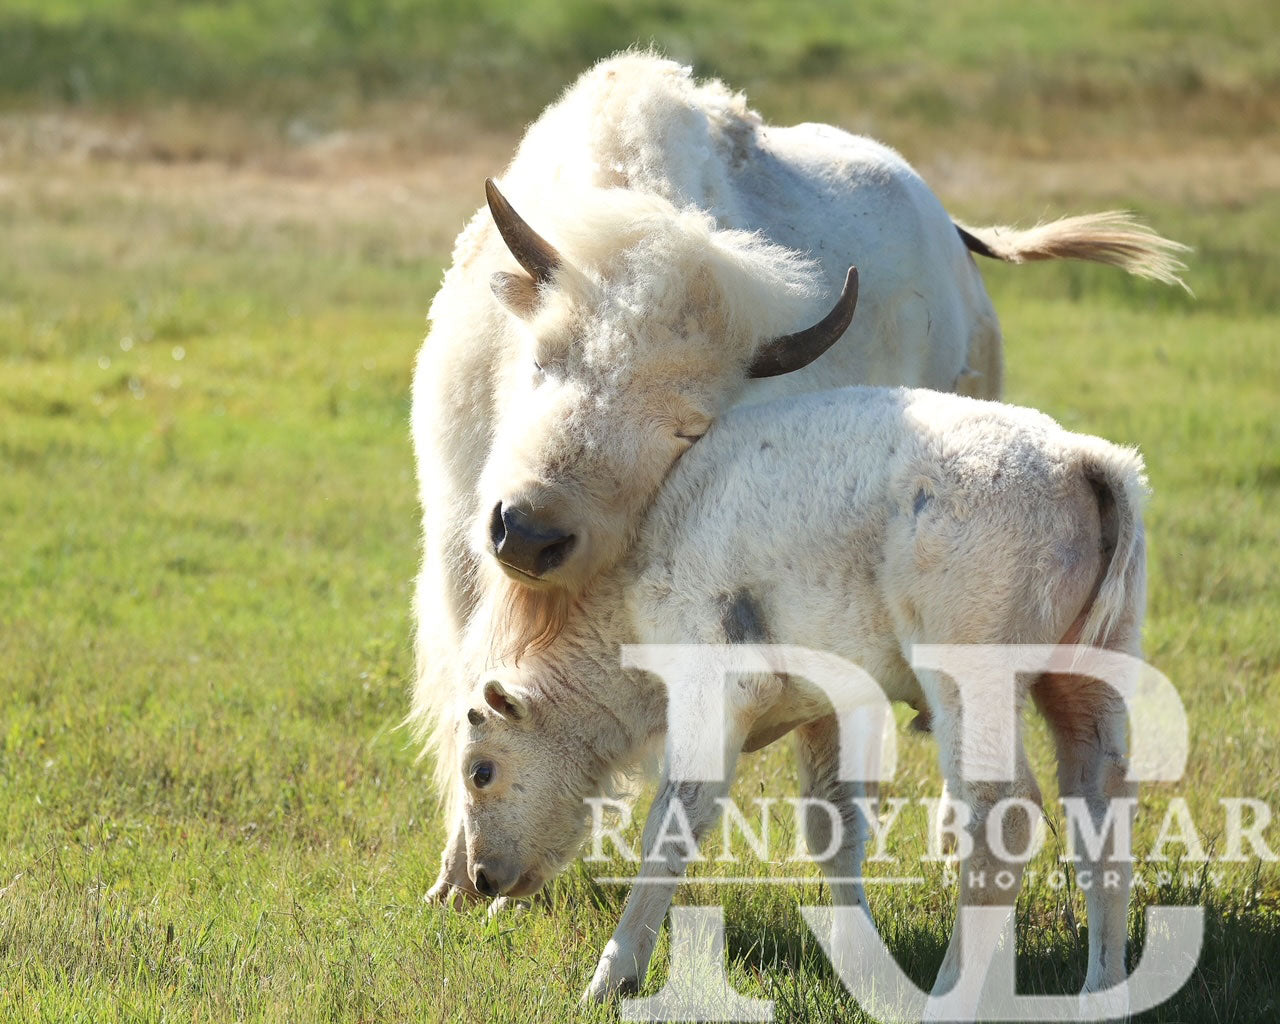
[675,417,710,445]
[470,760,496,789]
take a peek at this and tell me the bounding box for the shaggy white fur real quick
[450,386,1147,1009]
[408,51,1178,906]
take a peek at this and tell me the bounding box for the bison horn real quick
[485,178,561,284]
[748,266,859,378]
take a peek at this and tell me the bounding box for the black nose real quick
[489,502,576,578]
[473,867,498,898]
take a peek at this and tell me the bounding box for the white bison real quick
[449,374,1147,1008]
[410,52,1181,899]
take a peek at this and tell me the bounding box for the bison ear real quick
[483,679,528,721]
[490,271,541,319]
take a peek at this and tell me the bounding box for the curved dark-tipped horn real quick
[485,178,561,284]
[747,266,859,379]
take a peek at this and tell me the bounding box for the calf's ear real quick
[491,271,541,319]
[483,679,528,721]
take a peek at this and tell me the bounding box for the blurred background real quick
[4,0,1277,149]
[2,3,1277,1021]
[3,0,1277,325]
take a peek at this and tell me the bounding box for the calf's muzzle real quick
[471,860,521,899]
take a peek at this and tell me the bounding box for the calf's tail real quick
[1076,445,1149,651]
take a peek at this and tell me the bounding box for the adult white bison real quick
[449,379,1148,1008]
[409,52,1182,900]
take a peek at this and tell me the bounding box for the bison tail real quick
[955,211,1190,291]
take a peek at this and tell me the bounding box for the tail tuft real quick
[957,211,1191,292]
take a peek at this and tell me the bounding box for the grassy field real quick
[2,2,1279,1021]
[2,0,1278,158]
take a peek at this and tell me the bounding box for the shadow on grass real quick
[715,888,1278,1020]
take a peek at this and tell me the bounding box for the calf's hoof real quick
[486,895,529,919]
[423,880,476,910]
[582,949,639,1003]
[1078,984,1130,1023]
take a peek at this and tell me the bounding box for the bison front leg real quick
[584,769,738,1002]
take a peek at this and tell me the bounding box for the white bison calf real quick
[451,353,1147,1008]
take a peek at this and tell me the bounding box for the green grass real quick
[2,2,1279,1020]
[0,166,447,1022]
[2,169,1278,1021]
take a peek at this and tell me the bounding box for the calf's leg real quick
[1034,670,1135,997]
[918,669,1042,1012]
[794,712,884,988]
[794,713,879,912]
[584,765,741,1002]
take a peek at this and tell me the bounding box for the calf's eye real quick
[470,760,496,789]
